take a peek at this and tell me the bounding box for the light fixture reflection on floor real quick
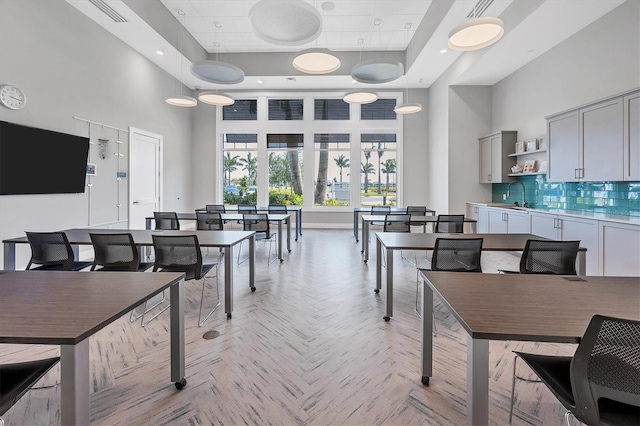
[343,90,378,104]
[448,16,504,51]
[292,48,341,74]
[198,91,235,106]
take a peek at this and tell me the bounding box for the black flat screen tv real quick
[0,121,90,195]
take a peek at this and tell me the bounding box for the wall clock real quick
[0,84,26,110]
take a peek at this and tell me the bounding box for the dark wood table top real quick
[0,270,184,345]
[362,215,476,223]
[3,228,255,247]
[420,271,640,343]
[376,233,585,251]
[145,213,290,221]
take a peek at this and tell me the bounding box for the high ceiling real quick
[66,0,626,91]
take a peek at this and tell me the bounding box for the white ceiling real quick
[66,0,626,91]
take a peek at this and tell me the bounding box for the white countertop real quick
[467,201,640,226]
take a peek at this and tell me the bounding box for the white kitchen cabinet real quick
[530,211,600,275]
[479,131,517,183]
[623,91,640,181]
[487,208,530,234]
[600,221,640,276]
[466,203,488,233]
[580,97,623,181]
[547,111,580,182]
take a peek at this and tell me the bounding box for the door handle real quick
[133,200,141,205]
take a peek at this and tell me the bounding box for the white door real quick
[129,127,162,229]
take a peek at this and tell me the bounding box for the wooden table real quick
[3,228,256,319]
[419,271,640,426]
[353,207,436,242]
[0,270,186,425]
[375,233,587,320]
[146,213,291,261]
[196,206,303,241]
[362,215,478,262]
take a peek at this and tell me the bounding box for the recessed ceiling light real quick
[213,21,222,28]
[374,19,381,26]
[257,80,263,84]
[321,1,335,11]
[404,23,412,30]
[440,48,447,54]
[213,42,221,47]
[156,49,164,55]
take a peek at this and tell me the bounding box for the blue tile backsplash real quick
[492,176,640,216]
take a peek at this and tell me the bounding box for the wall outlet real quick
[502,194,507,200]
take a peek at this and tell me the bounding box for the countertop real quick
[466,201,640,226]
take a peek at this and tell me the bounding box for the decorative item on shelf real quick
[526,139,538,152]
[511,164,523,174]
[538,160,548,173]
[523,160,537,173]
[537,137,546,150]
[515,141,525,154]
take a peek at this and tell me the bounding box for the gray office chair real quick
[499,239,580,275]
[238,213,278,265]
[434,214,464,233]
[406,205,428,233]
[268,204,288,226]
[152,235,219,327]
[153,211,180,230]
[0,357,60,426]
[509,314,640,426]
[205,205,229,226]
[416,237,483,335]
[25,231,92,271]
[383,213,416,266]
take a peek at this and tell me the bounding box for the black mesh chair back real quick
[434,214,465,233]
[205,204,226,213]
[152,235,209,280]
[196,212,224,231]
[570,314,640,426]
[431,238,483,272]
[238,204,257,214]
[25,231,92,271]
[520,239,579,274]
[0,357,60,419]
[384,214,411,233]
[371,206,391,226]
[242,213,273,239]
[268,205,287,214]
[89,233,152,272]
[406,206,427,215]
[153,211,180,230]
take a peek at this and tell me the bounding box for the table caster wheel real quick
[360,250,364,253]
[280,259,284,263]
[421,376,430,386]
[251,287,256,292]
[383,316,390,322]
[364,260,367,263]
[374,289,380,294]
[288,249,291,252]
[175,378,187,390]
[227,313,232,319]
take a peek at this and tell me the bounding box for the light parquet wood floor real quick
[1,229,576,425]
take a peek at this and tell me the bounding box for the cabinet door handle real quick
[488,174,492,182]
[574,168,579,179]
[553,218,557,229]
[557,218,562,230]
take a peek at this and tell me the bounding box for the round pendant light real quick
[351,59,404,84]
[394,103,422,114]
[198,91,235,106]
[249,0,322,46]
[191,60,245,84]
[165,95,197,107]
[292,48,341,74]
[343,90,378,104]
[448,17,504,51]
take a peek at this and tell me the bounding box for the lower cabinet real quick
[600,221,640,276]
[487,208,530,234]
[466,203,488,233]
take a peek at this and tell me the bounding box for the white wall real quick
[401,88,430,207]
[0,0,194,267]
[492,0,640,139]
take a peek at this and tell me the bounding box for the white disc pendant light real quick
[448,16,504,51]
[198,91,235,106]
[292,48,341,74]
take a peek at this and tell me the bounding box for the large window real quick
[267,134,303,206]
[314,133,350,206]
[219,93,403,209]
[360,134,397,207]
[222,133,258,204]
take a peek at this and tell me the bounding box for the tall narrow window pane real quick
[223,133,258,204]
[314,99,350,120]
[267,134,303,206]
[268,99,303,120]
[361,99,397,120]
[223,100,257,120]
[361,134,396,207]
[314,133,350,206]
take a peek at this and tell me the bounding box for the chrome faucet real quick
[507,181,527,208]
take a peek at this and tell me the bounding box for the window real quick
[268,134,303,205]
[361,134,397,207]
[314,134,350,206]
[223,100,257,120]
[222,133,258,204]
[268,99,303,120]
[314,99,350,120]
[361,99,397,120]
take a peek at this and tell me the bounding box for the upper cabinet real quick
[546,89,639,182]
[479,131,517,183]
[623,91,640,181]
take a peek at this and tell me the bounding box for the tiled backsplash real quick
[492,175,640,216]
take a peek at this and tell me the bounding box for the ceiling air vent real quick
[466,0,494,18]
[88,0,128,22]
